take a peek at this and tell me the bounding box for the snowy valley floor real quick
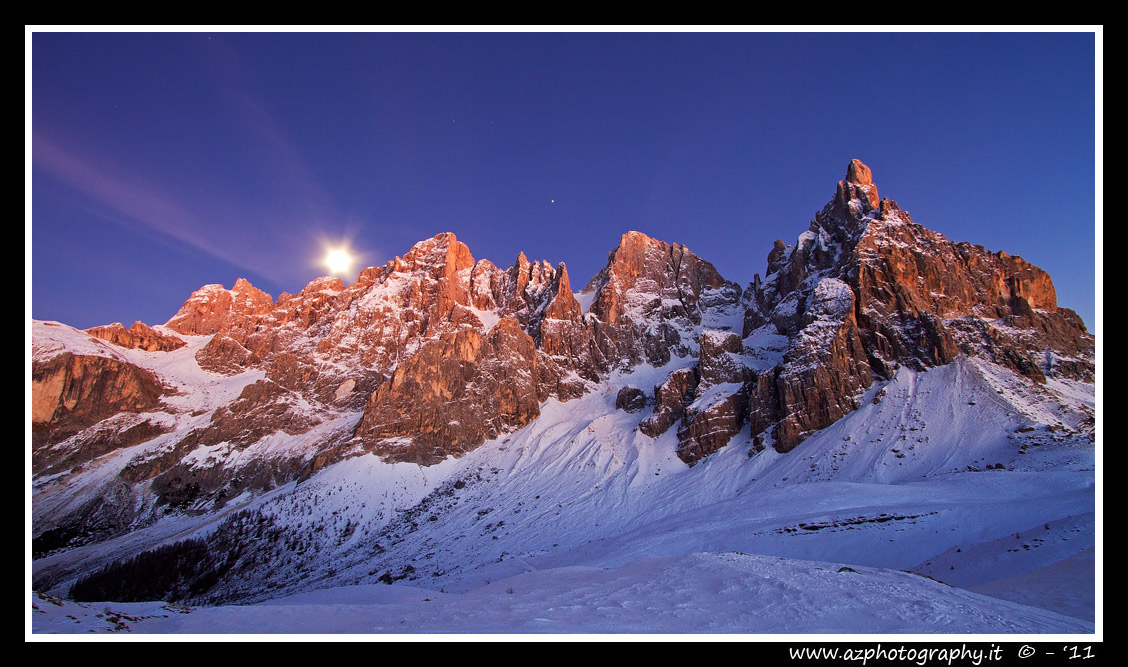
[31,547,1093,635]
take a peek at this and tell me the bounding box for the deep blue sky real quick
[30,31,1099,331]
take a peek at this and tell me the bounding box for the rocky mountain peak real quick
[229,278,274,316]
[587,231,733,327]
[504,252,556,307]
[165,279,273,336]
[232,277,261,294]
[542,263,581,321]
[395,232,475,278]
[299,276,345,294]
[737,159,1094,454]
[834,158,881,216]
[845,158,874,186]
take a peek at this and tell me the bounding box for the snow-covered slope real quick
[32,550,1093,634]
[33,354,1096,633]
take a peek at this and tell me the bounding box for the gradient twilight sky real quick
[29,30,1100,331]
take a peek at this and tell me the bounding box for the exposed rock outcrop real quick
[698,331,746,386]
[671,330,752,462]
[639,368,699,438]
[165,278,274,336]
[32,352,168,451]
[676,389,748,464]
[615,386,647,413]
[33,417,170,477]
[85,321,186,352]
[195,334,259,375]
[353,317,544,465]
[583,232,742,372]
[588,231,738,328]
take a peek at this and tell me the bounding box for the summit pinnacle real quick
[845,158,874,185]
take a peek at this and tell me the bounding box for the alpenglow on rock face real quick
[31,160,1093,560]
[738,160,1092,452]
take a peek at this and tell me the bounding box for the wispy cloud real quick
[32,133,302,287]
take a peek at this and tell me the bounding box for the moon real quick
[325,248,353,275]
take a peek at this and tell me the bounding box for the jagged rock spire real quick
[834,159,880,213]
[845,158,873,185]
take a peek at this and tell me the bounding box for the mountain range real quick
[30,160,1096,634]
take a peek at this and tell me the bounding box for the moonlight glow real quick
[325,248,353,275]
